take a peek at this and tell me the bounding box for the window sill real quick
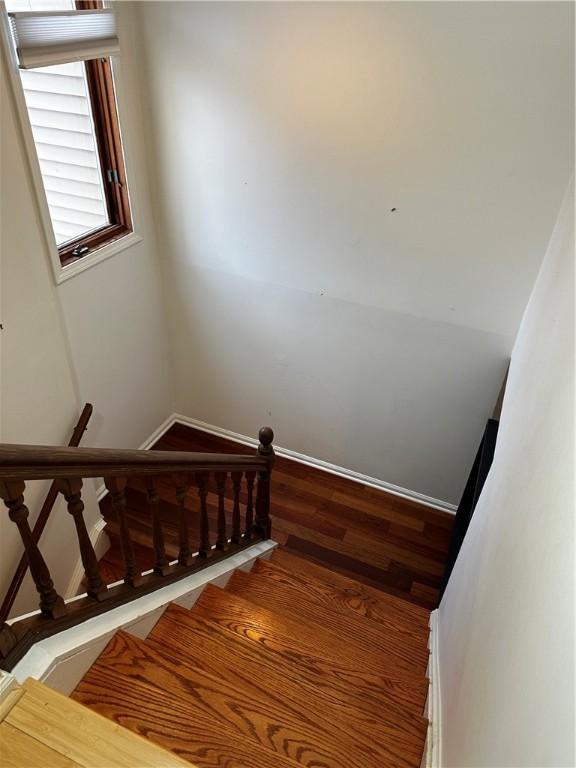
[55,231,142,284]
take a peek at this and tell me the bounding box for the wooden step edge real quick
[271,548,430,623]
[16,678,195,768]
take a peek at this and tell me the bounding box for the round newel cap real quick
[258,426,274,447]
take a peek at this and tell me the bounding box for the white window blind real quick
[9,8,119,68]
[4,0,119,247]
[20,61,109,245]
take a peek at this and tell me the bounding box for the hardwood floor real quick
[0,678,191,768]
[73,549,430,768]
[193,583,429,715]
[98,423,454,609]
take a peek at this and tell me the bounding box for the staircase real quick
[71,548,431,768]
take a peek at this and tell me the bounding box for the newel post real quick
[255,426,274,539]
[0,480,66,619]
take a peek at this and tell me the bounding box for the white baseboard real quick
[13,540,276,695]
[93,412,457,514]
[423,609,442,768]
[172,414,456,514]
[63,518,110,600]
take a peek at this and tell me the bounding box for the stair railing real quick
[0,426,275,671]
[0,403,94,625]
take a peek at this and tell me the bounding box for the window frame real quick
[1,0,138,278]
[54,0,132,266]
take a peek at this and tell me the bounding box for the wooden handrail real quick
[0,446,268,480]
[0,425,275,671]
[0,404,93,624]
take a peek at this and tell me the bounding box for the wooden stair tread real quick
[0,721,77,768]
[233,561,429,673]
[271,548,430,626]
[72,631,321,768]
[265,554,430,650]
[227,568,429,681]
[113,630,414,768]
[148,603,427,766]
[171,602,426,727]
[194,583,428,714]
[6,678,192,768]
[254,558,430,652]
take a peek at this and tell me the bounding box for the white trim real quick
[63,517,109,600]
[173,414,457,514]
[55,233,143,284]
[423,609,442,768]
[11,540,276,694]
[137,413,179,451]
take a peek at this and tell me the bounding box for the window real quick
[5,0,131,267]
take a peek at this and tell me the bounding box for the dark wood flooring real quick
[98,423,453,609]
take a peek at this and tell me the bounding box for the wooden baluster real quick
[255,427,275,539]
[196,472,210,557]
[146,478,170,576]
[231,471,242,544]
[175,474,193,566]
[215,472,227,551]
[0,480,66,619]
[56,478,107,601]
[244,471,255,539]
[104,477,142,587]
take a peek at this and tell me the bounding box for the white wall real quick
[0,2,174,614]
[0,45,102,613]
[437,179,574,767]
[56,3,174,452]
[137,1,574,505]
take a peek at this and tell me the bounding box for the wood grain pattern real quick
[270,549,429,626]
[74,628,422,768]
[104,424,453,609]
[193,583,428,715]
[150,602,428,750]
[74,630,349,768]
[6,678,192,768]
[229,561,429,675]
[226,568,425,683]
[253,558,430,666]
[0,721,77,768]
[73,546,433,766]
[145,618,425,767]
